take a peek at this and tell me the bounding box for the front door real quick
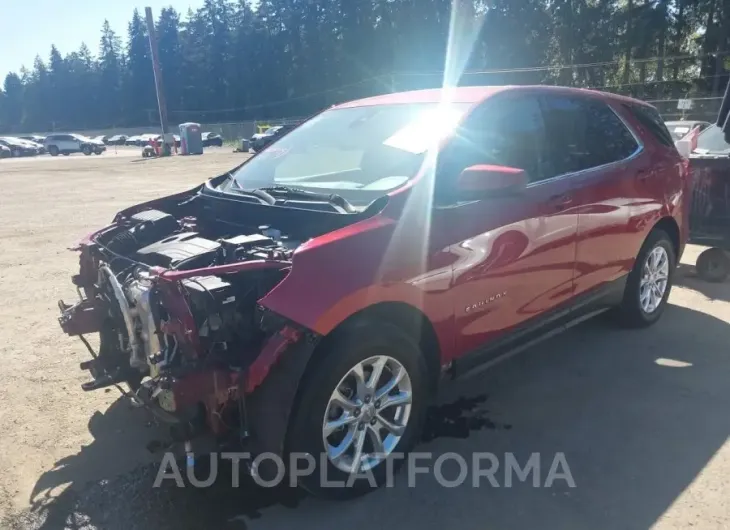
[434,93,579,359]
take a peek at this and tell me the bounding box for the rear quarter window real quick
[626,104,676,148]
[539,96,639,177]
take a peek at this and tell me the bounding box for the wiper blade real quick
[256,186,355,213]
[221,175,275,204]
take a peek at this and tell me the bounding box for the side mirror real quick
[457,164,527,199]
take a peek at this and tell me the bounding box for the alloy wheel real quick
[639,246,669,314]
[322,355,413,474]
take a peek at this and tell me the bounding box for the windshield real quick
[694,125,730,154]
[229,103,469,205]
[263,126,282,136]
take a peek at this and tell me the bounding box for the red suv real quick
[58,86,689,497]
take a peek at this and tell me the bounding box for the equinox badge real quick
[465,292,507,313]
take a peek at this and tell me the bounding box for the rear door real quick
[539,95,643,298]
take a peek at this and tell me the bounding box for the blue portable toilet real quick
[179,122,203,155]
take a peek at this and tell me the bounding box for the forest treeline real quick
[1,0,729,132]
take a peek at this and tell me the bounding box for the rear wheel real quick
[615,229,675,328]
[696,248,730,283]
[11,147,21,157]
[286,321,429,499]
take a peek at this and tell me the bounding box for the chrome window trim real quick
[526,101,644,189]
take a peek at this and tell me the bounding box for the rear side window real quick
[626,104,675,148]
[540,96,639,177]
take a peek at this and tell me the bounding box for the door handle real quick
[549,193,573,209]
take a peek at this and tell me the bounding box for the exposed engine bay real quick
[57,179,387,450]
[58,195,323,441]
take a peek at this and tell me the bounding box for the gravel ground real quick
[1,152,729,529]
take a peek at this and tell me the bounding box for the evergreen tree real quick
[125,8,155,125]
[0,1,728,132]
[2,73,23,131]
[98,19,123,127]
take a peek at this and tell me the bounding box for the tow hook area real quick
[58,298,102,336]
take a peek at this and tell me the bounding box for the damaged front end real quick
[58,204,320,447]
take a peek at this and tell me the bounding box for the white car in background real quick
[45,133,106,156]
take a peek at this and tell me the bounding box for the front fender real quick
[258,214,455,357]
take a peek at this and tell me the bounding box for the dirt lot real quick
[1,151,730,529]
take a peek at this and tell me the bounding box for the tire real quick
[285,321,430,499]
[62,152,70,156]
[615,229,676,328]
[11,148,21,158]
[49,146,59,156]
[696,248,730,283]
[82,145,92,156]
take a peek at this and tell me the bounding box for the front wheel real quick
[82,145,92,155]
[615,229,675,328]
[286,321,430,499]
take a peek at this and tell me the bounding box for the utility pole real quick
[145,6,170,154]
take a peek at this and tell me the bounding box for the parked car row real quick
[0,133,104,158]
[0,129,227,159]
[101,131,224,148]
[0,136,45,157]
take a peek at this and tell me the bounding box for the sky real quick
[0,1,205,79]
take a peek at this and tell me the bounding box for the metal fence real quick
[202,116,307,143]
[7,117,307,145]
[649,97,723,123]
[6,97,722,142]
